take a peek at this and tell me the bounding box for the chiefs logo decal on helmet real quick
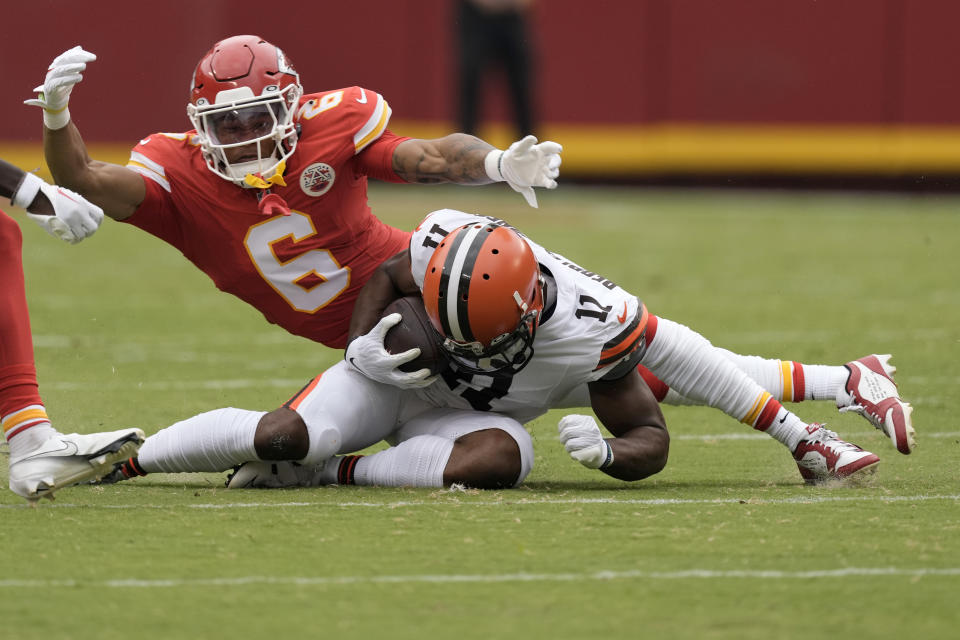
[186,35,303,187]
[422,222,544,375]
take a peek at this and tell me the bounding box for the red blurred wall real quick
[2,0,959,173]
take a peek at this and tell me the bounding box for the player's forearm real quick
[0,160,54,215]
[0,159,26,201]
[43,122,95,191]
[43,124,143,220]
[393,134,495,184]
[347,251,420,344]
[602,426,670,481]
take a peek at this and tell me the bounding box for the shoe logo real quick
[779,414,788,424]
[356,88,367,104]
[22,439,78,461]
[617,302,628,324]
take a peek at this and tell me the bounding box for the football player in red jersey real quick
[27,36,562,349]
[0,159,144,503]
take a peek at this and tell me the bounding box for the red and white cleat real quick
[793,424,880,485]
[838,354,915,454]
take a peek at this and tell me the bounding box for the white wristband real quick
[599,441,614,469]
[43,106,71,130]
[11,172,43,209]
[484,149,505,182]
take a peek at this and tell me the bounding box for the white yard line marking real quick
[1,567,958,589]
[44,379,309,391]
[672,431,960,441]
[3,493,959,510]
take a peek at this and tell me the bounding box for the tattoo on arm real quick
[393,135,494,185]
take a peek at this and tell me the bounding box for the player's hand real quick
[24,45,96,130]
[558,414,614,469]
[11,173,103,244]
[345,313,437,389]
[485,135,562,208]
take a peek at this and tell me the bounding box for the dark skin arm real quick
[346,249,420,344]
[43,122,145,221]
[392,134,496,184]
[0,159,54,215]
[587,367,670,481]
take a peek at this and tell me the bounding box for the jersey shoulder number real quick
[297,87,391,154]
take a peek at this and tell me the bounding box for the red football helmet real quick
[186,35,303,186]
[422,222,544,375]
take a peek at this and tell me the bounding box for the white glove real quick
[558,414,614,470]
[485,135,562,208]
[344,313,437,389]
[11,173,103,244]
[24,46,96,130]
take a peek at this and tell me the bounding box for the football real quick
[383,295,449,375]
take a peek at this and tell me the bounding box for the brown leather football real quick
[383,295,449,375]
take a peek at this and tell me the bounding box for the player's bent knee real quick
[254,407,309,460]
[444,428,525,489]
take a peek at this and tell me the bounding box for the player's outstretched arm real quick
[559,370,670,481]
[393,133,562,208]
[26,46,145,221]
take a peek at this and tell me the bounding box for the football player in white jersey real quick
[133,209,884,489]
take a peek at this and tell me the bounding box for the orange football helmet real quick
[187,35,303,186]
[422,222,544,375]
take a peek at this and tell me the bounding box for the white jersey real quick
[409,209,649,424]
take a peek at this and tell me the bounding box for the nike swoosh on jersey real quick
[617,302,628,324]
[356,88,367,104]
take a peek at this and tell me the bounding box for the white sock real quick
[763,406,808,452]
[643,318,809,450]
[643,319,773,421]
[352,435,454,487]
[805,364,850,402]
[713,350,848,402]
[138,408,263,473]
[3,405,58,458]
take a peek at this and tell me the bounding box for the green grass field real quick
[2,184,958,639]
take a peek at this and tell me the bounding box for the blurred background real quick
[3,0,960,189]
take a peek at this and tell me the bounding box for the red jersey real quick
[123,87,413,348]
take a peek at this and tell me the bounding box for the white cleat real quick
[793,424,880,485]
[8,428,145,502]
[225,460,331,489]
[837,354,916,454]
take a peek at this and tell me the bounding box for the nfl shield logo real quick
[300,163,336,197]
